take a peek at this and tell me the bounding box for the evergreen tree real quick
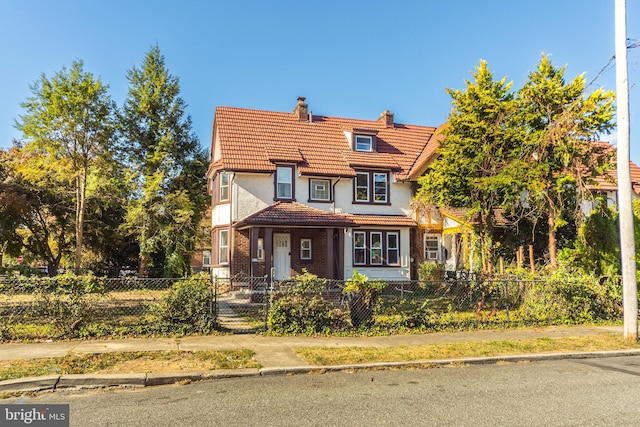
[120,45,208,277]
[416,60,516,271]
[516,55,615,269]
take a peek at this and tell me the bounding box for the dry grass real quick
[0,349,260,382]
[294,334,640,365]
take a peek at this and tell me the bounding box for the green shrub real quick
[267,270,347,334]
[30,273,106,337]
[343,270,387,328]
[516,271,622,324]
[150,274,215,335]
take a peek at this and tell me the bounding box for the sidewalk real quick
[2,325,638,393]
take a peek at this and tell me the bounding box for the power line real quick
[587,38,639,88]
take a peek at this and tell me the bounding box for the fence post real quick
[212,275,218,325]
[504,280,511,322]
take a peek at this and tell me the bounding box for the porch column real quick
[264,227,273,281]
[326,228,334,279]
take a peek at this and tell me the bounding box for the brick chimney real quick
[294,97,308,121]
[379,110,394,128]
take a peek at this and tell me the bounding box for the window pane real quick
[219,230,229,264]
[354,232,366,265]
[374,173,387,202]
[301,239,312,259]
[370,232,382,264]
[355,173,369,202]
[219,172,229,201]
[355,135,372,151]
[277,167,292,199]
[311,179,330,200]
[387,233,399,265]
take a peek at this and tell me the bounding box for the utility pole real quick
[615,0,637,341]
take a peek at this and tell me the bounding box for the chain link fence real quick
[0,272,624,340]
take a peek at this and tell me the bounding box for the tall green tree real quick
[120,45,208,277]
[516,55,615,269]
[15,61,117,272]
[416,60,516,271]
[0,145,75,275]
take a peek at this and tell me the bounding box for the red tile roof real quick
[211,105,439,181]
[346,214,417,227]
[235,201,355,228]
[587,141,640,194]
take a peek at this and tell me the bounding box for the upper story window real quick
[355,135,373,152]
[275,165,294,200]
[219,172,230,202]
[310,179,331,202]
[354,171,389,204]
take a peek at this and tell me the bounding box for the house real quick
[206,97,441,281]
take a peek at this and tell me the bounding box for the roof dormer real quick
[350,128,379,152]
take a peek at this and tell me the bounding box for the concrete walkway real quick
[1,325,638,394]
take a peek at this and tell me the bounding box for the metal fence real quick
[0,273,624,340]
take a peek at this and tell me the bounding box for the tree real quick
[15,61,117,272]
[120,45,208,277]
[516,55,615,269]
[0,145,75,275]
[416,60,517,271]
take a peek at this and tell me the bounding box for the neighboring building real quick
[207,98,440,280]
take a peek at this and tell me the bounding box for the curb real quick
[3,349,640,394]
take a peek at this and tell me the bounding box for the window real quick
[370,232,382,265]
[276,166,294,199]
[310,179,331,201]
[354,231,366,265]
[424,235,440,261]
[202,250,211,267]
[300,238,312,260]
[354,171,389,204]
[218,229,229,265]
[373,173,387,203]
[355,135,372,152]
[386,232,399,265]
[355,172,369,202]
[219,172,230,202]
[256,238,264,260]
[352,230,400,266]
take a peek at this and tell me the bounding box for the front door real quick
[273,233,291,280]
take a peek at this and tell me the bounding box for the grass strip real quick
[294,334,640,366]
[0,349,260,382]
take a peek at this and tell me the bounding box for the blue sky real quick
[1,1,639,163]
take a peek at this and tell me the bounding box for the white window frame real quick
[424,235,440,261]
[355,172,370,202]
[355,135,373,152]
[300,238,312,260]
[219,172,230,202]
[386,232,399,266]
[276,166,293,199]
[218,229,229,265]
[370,232,383,265]
[310,179,330,201]
[373,172,388,203]
[256,237,264,260]
[353,231,367,265]
[202,250,211,267]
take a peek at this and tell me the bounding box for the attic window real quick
[355,135,373,152]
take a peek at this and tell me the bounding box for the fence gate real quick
[213,275,268,333]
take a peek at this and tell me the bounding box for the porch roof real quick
[234,201,355,229]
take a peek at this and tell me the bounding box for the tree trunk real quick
[548,208,557,271]
[75,169,86,274]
